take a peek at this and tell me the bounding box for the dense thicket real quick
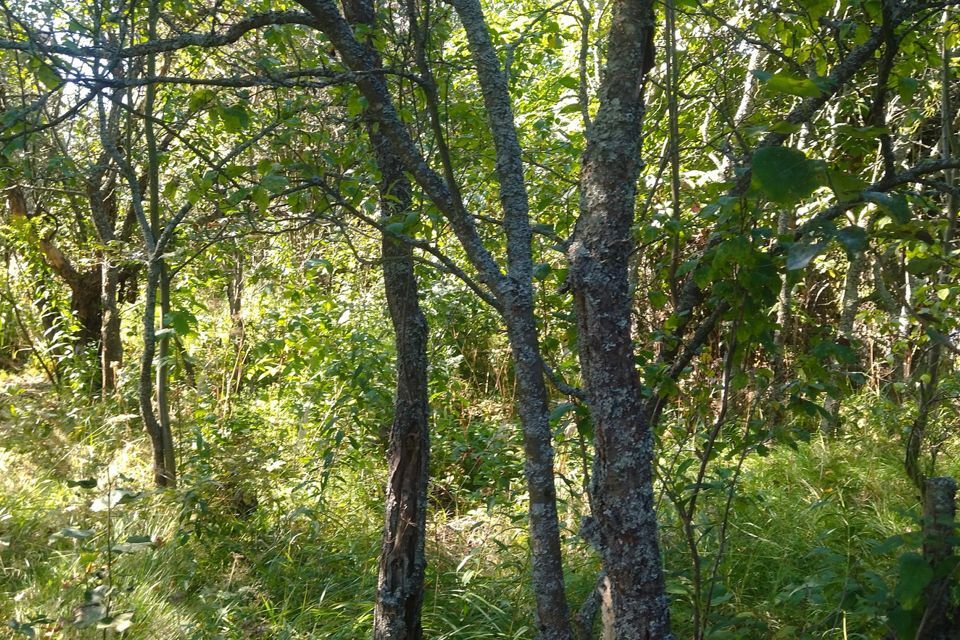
[0,0,958,638]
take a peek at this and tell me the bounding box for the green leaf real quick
[835,124,890,139]
[863,191,910,224]
[252,187,270,214]
[835,226,868,255]
[769,121,802,134]
[217,104,250,132]
[34,62,62,91]
[59,527,95,539]
[786,241,826,270]
[162,179,180,201]
[752,147,820,204]
[755,71,824,97]
[90,488,142,512]
[825,169,867,201]
[549,402,575,426]
[894,553,933,608]
[557,76,580,90]
[261,173,289,194]
[906,257,938,276]
[164,309,197,336]
[7,620,35,638]
[897,76,919,102]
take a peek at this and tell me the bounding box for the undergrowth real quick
[0,374,952,639]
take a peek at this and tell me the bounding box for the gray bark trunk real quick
[569,0,673,636]
[918,477,958,640]
[450,1,573,634]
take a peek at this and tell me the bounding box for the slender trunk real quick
[772,209,794,379]
[142,0,175,487]
[293,2,571,634]
[570,0,672,636]
[821,250,867,433]
[374,206,430,640]
[340,0,431,636]
[140,260,175,486]
[157,265,176,479]
[502,307,572,638]
[449,1,573,632]
[101,258,122,393]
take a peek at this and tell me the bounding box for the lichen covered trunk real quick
[569,0,672,636]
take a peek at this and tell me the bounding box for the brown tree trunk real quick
[139,259,176,487]
[569,0,673,636]
[340,0,431,636]
[101,259,122,393]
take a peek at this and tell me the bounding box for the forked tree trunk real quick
[140,260,177,487]
[341,0,430,636]
[293,2,572,636]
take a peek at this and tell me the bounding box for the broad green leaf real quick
[754,71,824,97]
[261,173,289,194]
[217,104,250,132]
[66,478,97,489]
[6,620,35,638]
[835,226,868,255]
[90,488,142,512]
[906,257,938,276]
[835,124,890,139]
[769,121,802,134]
[59,527,95,539]
[252,187,270,214]
[752,147,820,204]
[863,191,911,223]
[35,63,61,91]
[826,170,867,201]
[548,402,575,426]
[893,553,933,608]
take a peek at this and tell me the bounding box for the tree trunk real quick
[140,259,176,486]
[340,0,431,636]
[918,477,958,640]
[157,263,175,475]
[101,258,122,393]
[569,0,673,636]
[292,2,572,636]
[374,200,430,640]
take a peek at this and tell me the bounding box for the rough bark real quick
[568,0,672,637]
[450,0,573,634]
[86,176,123,391]
[293,2,573,637]
[918,477,958,640]
[340,0,431,636]
[8,183,102,346]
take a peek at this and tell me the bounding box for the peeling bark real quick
[340,0,431,636]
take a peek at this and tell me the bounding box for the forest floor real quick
[1,372,956,639]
